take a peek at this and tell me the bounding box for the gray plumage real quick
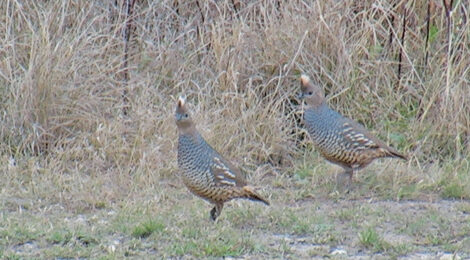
[299,75,407,183]
[175,96,269,221]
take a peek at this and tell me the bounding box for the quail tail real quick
[385,148,408,161]
[242,186,270,206]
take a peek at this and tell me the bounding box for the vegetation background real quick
[0,0,469,258]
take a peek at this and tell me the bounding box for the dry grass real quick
[0,0,469,258]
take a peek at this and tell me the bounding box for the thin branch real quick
[121,0,136,116]
[195,0,210,51]
[173,0,180,16]
[424,0,431,66]
[454,0,468,62]
[397,2,407,87]
[231,0,240,20]
[196,0,205,24]
[442,0,454,54]
[388,1,397,46]
[461,0,468,26]
[442,0,454,100]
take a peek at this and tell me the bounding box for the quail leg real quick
[335,168,353,193]
[210,203,224,221]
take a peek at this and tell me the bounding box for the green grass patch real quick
[165,226,255,257]
[396,184,418,200]
[358,227,390,252]
[294,167,312,181]
[1,253,21,260]
[201,238,244,257]
[388,243,415,257]
[0,222,42,246]
[41,244,93,259]
[334,208,358,222]
[47,229,73,244]
[441,183,466,199]
[76,232,99,247]
[168,240,199,256]
[437,160,470,199]
[131,218,165,238]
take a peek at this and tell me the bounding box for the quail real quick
[299,75,407,186]
[175,96,269,221]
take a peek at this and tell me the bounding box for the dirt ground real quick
[3,184,469,259]
[260,199,470,259]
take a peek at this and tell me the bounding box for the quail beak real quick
[175,113,181,121]
[297,92,305,99]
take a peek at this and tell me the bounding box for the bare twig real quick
[283,30,309,76]
[442,0,454,100]
[454,0,468,63]
[388,1,397,46]
[424,0,431,66]
[195,0,205,24]
[397,2,407,87]
[461,0,468,26]
[171,0,180,40]
[121,0,136,116]
[231,0,240,20]
[195,0,210,51]
[442,0,454,55]
[276,0,282,17]
[173,0,180,16]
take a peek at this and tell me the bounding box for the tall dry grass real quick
[0,0,469,205]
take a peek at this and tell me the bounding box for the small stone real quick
[331,248,347,255]
[440,253,460,260]
[107,244,116,253]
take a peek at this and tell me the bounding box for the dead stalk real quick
[397,1,407,87]
[121,0,136,116]
[442,0,453,103]
[424,0,431,67]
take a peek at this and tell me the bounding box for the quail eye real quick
[308,91,313,95]
[183,113,189,118]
